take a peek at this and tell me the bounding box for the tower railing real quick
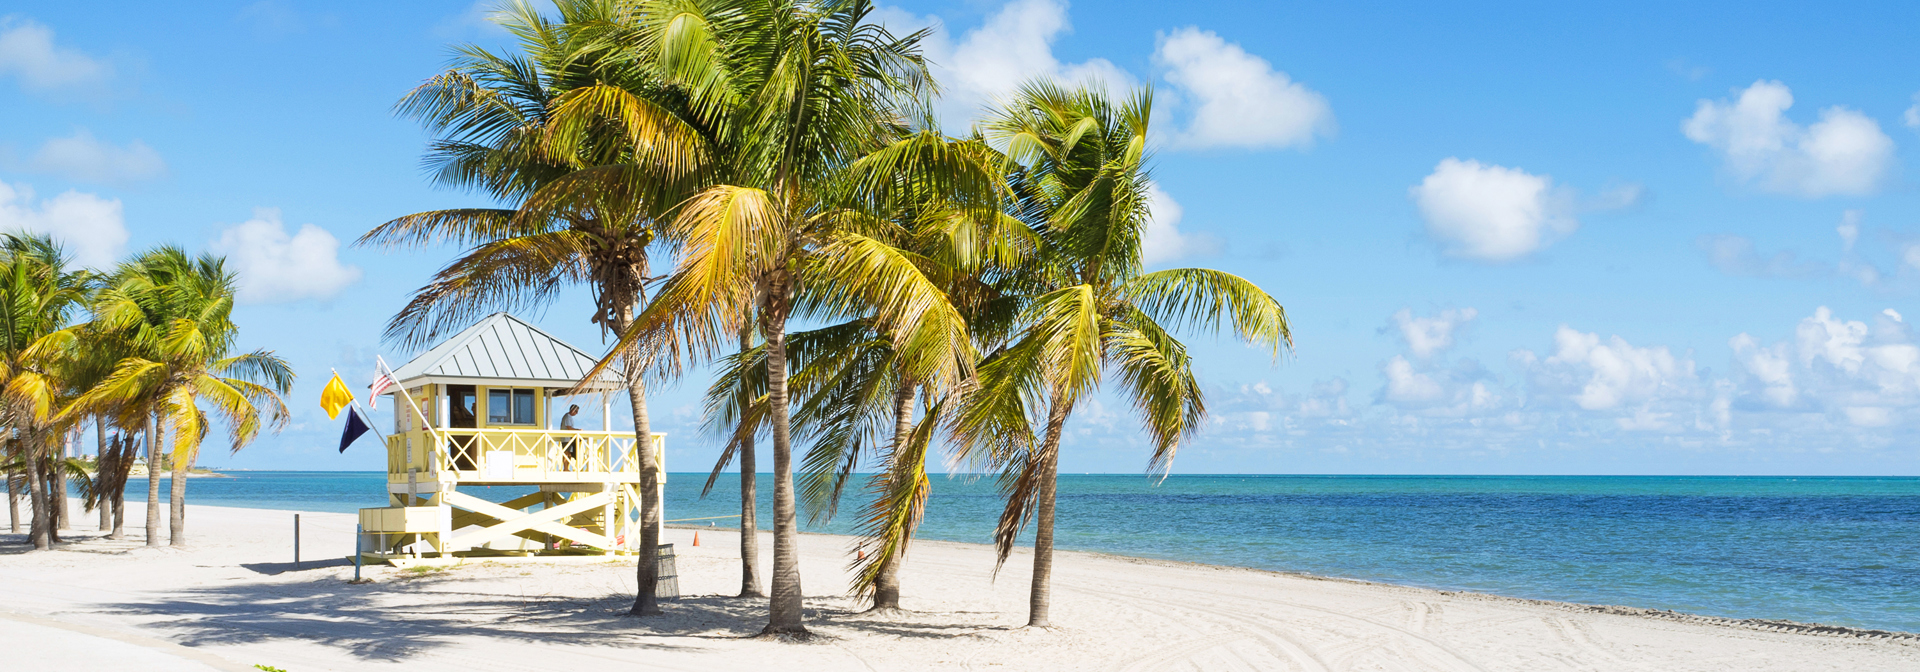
[385,428,657,484]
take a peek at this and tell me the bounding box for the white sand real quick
[3,502,1915,671]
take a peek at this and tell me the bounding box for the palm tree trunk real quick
[737,328,765,599]
[7,471,18,533]
[145,415,161,547]
[44,456,62,542]
[868,379,918,613]
[51,435,69,533]
[1027,389,1071,628]
[97,420,111,532]
[26,449,49,550]
[609,302,662,616]
[109,432,128,540]
[761,301,808,636]
[169,440,189,546]
[738,431,765,598]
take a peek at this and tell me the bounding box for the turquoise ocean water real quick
[126,472,1920,633]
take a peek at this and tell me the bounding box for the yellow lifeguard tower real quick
[358,312,661,564]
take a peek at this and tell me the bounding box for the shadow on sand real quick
[240,557,352,575]
[102,569,1006,662]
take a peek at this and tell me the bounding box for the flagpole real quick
[331,368,389,446]
[377,356,443,448]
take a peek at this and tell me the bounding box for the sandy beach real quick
[2,503,1915,672]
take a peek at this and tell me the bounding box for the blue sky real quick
[4,0,1918,475]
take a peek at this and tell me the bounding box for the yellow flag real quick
[320,373,354,420]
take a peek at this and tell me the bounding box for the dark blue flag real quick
[339,405,371,452]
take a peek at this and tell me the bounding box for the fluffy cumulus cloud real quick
[1388,307,1477,359]
[1372,307,1506,419]
[1729,307,1920,427]
[1517,327,1700,418]
[1152,27,1333,150]
[1682,80,1894,197]
[211,208,362,304]
[876,0,1133,125]
[877,1,1326,153]
[1410,158,1576,262]
[27,129,166,184]
[1141,182,1218,265]
[1378,356,1503,416]
[0,179,127,268]
[0,17,108,95]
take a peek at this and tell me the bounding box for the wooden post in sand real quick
[294,514,301,570]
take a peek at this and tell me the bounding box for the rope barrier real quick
[662,514,742,522]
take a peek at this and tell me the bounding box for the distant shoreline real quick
[123,466,229,478]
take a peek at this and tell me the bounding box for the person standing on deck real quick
[560,404,580,469]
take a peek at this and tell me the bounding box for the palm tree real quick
[699,321,765,598]
[954,81,1292,627]
[708,179,1030,614]
[586,0,998,635]
[702,318,901,604]
[0,234,91,550]
[358,0,717,616]
[79,247,294,546]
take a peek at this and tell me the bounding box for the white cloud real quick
[1730,333,1798,409]
[1141,182,1218,266]
[1194,307,1920,464]
[211,208,362,304]
[1906,92,1920,130]
[27,129,165,184]
[1376,355,1504,417]
[1410,158,1576,262]
[879,0,1132,127]
[1729,307,1920,427]
[1389,307,1477,359]
[1518,326,1699,414]
[1152,27,1333,150]
[0,17,109,94]
[0,179,126,268]
[1381,356,1446,405]
[1837,209,1861,252]
[1682,80,1894,197]
[881,1,1322,153]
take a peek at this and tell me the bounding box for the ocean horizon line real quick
[184,469,1920,478]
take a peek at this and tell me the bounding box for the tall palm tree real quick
[706,176,1031,613]
[79,248,294,546]
[587,0,997,635]
[954,81,1292,627]
[359,0,715,616]
[0,234,91,550]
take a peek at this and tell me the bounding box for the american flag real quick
[367,356,397,409]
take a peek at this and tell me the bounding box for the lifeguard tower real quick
[357,312,662,564]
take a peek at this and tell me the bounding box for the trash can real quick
[656,543,680,599]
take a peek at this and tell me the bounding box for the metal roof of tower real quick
[387,312,624,392]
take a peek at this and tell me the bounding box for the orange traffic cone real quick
[693,531,701,547]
